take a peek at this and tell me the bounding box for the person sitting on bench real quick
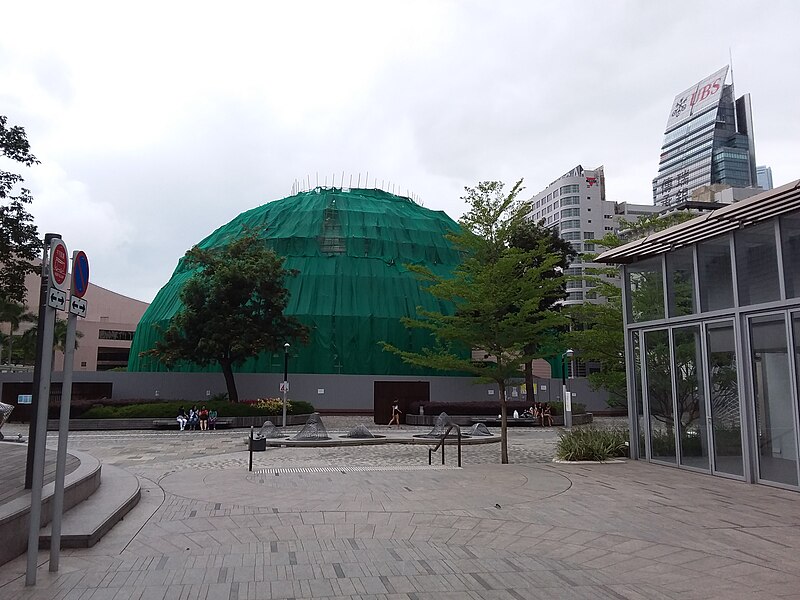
[176,407,188,431]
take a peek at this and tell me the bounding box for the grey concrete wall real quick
[0,372,617,413]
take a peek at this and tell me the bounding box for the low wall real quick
[405,413,594,427]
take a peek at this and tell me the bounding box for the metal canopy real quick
[597,179,800,264]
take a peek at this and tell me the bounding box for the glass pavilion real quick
[597,180,800,490]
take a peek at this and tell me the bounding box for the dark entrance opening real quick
[374,381,430,425]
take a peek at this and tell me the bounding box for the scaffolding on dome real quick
[128,187,466,375]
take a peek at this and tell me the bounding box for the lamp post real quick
[562,349,574,428]
[281,342,290,427]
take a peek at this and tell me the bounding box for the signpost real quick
[49,251,90,573]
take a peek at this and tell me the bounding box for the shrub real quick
[555,427,629,462]
[78,398,315,419]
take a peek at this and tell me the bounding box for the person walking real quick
[388,401,402,427]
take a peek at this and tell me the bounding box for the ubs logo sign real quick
[671,77,723,119]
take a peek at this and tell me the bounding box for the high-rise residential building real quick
[757,165,774,190]
[526,165,659,306]
[652,66,757,208]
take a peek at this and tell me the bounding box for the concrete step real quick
[39,463,140,549]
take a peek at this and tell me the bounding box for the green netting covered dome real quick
[128,187,464,375]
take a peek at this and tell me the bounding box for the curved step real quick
[39,463,140,549]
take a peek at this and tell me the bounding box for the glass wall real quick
[736,222,781,306]
[706,322,744,476]
[674,326,708,469]
[628,257,665,323]
[750,315,798,486]
[781,214,800,298]
[667,247,696,317]
[644,329,675,462]
[697,236,734,312]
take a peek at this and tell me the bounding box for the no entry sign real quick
[50,239,69,291]
[72,251,90,298]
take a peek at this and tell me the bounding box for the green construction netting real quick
[128,187,467,375]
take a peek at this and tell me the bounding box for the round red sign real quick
[50,240,69,291]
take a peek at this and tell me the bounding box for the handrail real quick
[428,424,462,467]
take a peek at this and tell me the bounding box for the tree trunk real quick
[524,361,534,404]
[220,358,239,403]
[499,380,508,464]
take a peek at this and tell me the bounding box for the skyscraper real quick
[757,165,774,190]
[653,66,757,207]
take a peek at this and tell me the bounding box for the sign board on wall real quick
[665,66,729,131]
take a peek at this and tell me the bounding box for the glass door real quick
[674,326,709,470]
[644,329,676,463]
[705,321,744,477]
[749,314,799,487]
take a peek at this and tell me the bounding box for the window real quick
[561,231,581,241]
[561,208,580,218]
[604,214,613,219]
[604,226,613,231]
[560,196,581,206]
[735,221,780,306]
[698,235,734,312]
[666,246,696,317]
[584,232,594,239]
[585,291,597,299]
[566,280,583,289]
[561,219,581,230]
[566,291,583,301]
[627,256,665,322]
[584,243,595,252]
[781,213,800,297]
[560,184,579,194]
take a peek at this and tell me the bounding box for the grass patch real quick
[555,427,629,462]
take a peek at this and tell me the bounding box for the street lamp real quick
[561,349,574,428]
[281,342,290,427]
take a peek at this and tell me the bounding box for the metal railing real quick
[428,424,462,467]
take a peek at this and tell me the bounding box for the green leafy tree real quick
[0,116,40,305]
[384,180,569,463]
[18,316,83,367]
[0,298,35,364]
[565,211,696,406]
[142,234,309,403]
[508,218,576,399]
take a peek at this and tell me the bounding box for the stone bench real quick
[152,418,233,429]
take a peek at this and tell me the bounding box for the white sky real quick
[2,0,798,303]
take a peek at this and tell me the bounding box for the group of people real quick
[176,405,217,431]
[522,402,553,426]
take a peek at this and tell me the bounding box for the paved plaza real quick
[1,418,800,599]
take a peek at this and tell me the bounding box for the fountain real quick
[292,413,330,440]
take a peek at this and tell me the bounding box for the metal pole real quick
[49,309,77,571]
[281,343,289,427]
[457,429,462,467]
[441,437,445,465]
[563,350,573,429]
[25,233,60,489]
[26,295,57,586]
[249,426,254,472]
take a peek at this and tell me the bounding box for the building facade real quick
[526,165,659,306]
[1,269,150,372]
[653,66,758,208]
[757,165,774,190]
[598,180,800,490]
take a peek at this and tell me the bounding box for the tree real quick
[508,218,576,399]
[384,180,569,463]
[565,211,697,406]
[0,116,40,305]
[0,297,35,364]
[142,234,309,403]
[18,316,83,367]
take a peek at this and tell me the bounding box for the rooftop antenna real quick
[349,174,353,188]
[357,173,361,187]
[729,47,735,92]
